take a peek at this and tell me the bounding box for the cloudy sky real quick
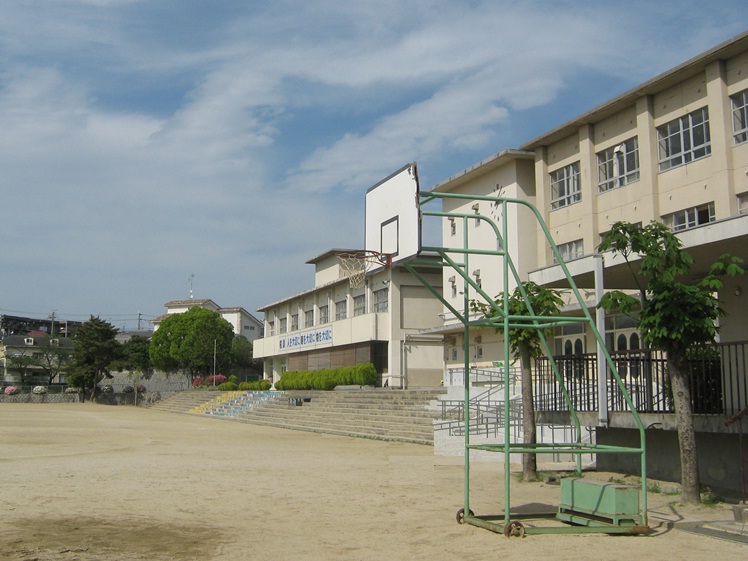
[1,1,746,330]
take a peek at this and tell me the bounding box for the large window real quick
[373,288,388,313]
[657,107,711,171]
[335,300,347,321]
[550,162,581,209]
[304,309,314,328]
[268,320,275,336]
[597,137,640,192]
[733,89,748,145]
[353,294,366,316]
[553,239,584,264]
[319,305,329,324]
[279,317,287,334]
[290,314,298,331]
[663,202,715,232]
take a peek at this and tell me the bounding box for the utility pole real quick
[49,311,56,337]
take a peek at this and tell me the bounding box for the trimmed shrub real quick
[32,386,48,395]
[4,386,18,395]
[218,381,238,391]
[122,385,135,393]
[137,385,146,393]
[65,387,81,394]
[192,377,204,387]
[228,375,238,384]
[276,363,378,391]
[238,379,272,391]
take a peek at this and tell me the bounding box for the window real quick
[373,288,388,313]
[335,300,347,321]
[657,107,711,171]
[663,202,715,232]
[451,348,458,361]
[279,317,287,334]
[738,193,748,215]
[268,320,275,336]
[732,89,748,144]
[597,137,639,192]
[553,239,584,264]
[305,310,314,328]
[290,314,298,331]
[319,305,329,324]
[353,294,366,316]
[550,162,581,209]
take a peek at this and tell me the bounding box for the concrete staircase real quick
[149,388,446,446]
[148,390,220,413]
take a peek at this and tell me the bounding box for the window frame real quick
[372,288,388,313]
[335,300,347,321]
[663,202,715,232]
[353,294,366,317]
[657,107,711,171]
[553,239,585,264]
[304,309,314,328]
[597,137,640,192]
[732,89,748,145]
[319,305,329,324]
[738,192,748,215]
[549,162,581,210]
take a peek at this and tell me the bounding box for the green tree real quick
[116,335,152,377]
[473,282,563,481]
[230,335,262,375]
[149,307,234,378]
[6,351,37,385]
[598,221,744,504]
[67,316,121,400]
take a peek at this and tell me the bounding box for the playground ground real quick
[0,403,745,560]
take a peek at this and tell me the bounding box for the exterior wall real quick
[255,256,443,387]
[433,153,536,373]
[596,427,747,499]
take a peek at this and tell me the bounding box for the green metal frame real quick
[404,192,649,537]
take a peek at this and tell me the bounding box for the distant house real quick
[151,299,263,342]
[1,334,73,385]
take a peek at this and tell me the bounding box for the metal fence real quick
[534,340,748,416]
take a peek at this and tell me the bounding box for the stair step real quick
[148,388,445,445]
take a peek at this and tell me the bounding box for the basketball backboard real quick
[364,163,421,265]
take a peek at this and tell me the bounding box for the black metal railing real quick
[534,341,748,417]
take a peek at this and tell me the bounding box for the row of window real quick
[550,88,748,210]
[552,199,721,264]
[267,289,388,335]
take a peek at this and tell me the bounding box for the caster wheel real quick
[503,521,525,538]
[455,508,474,524]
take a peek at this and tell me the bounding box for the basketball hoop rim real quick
[335,250,392,269]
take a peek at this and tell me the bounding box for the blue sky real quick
[1,1,746,330]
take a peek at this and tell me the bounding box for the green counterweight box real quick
[557,478,641,527]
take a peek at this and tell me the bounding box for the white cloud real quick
[0,0,745,323]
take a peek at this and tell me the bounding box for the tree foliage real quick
[230,335,255,369]
[149,307,235,377]
[472,282,563,481]
[67,316,121,398]
[598,221,744,503]
[114,335,152,377]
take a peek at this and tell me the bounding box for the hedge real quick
[275,363,378,391]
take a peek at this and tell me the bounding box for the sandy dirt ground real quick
[0,403,745,561]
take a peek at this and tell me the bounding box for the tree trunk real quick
[667,349,700,503]
[519,343,537,481]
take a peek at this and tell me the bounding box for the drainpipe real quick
[595,254,608,427]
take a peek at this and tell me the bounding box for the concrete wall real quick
[596,426,748,499]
